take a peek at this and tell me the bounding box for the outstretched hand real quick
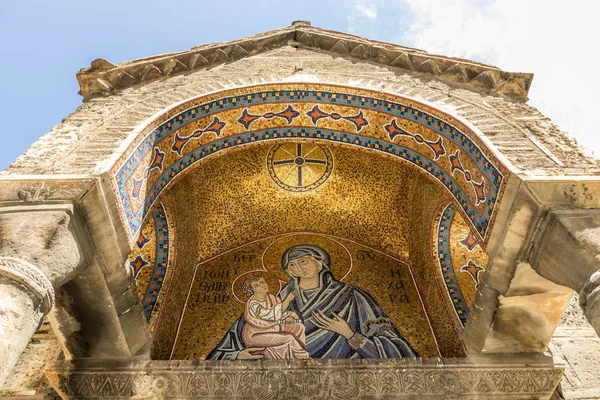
[312,310,354,339]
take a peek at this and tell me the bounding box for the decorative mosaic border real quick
[111,84,508,245]
[436,203,469,326]
[146,203,170,322]
[129,202,176,330]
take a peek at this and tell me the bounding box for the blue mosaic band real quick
[437,203,469,326]
[112,86,507,244]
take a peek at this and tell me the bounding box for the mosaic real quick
[266,143,333,192]
[147,145,430,359]
[433,202,489,327]
[124,144,473,359]
[406,184,467,358]
[169,233,441,360]
[126,201,177,331]
[110,84,509,247]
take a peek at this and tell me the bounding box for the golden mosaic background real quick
[112,83,509,248]
[127,202,177,332]
[405,181,465,357]
[170,233,438,359]
[125,142,486,359]
[448,209,489,309]
[423,201,490,352]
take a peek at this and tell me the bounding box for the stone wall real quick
[3,46,597,178]
[549,294,600,399]
[0,320,61,399]
[4,305,599,399]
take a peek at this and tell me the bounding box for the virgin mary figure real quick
[207,244,418,360]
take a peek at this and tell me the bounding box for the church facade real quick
[0,22,599,399]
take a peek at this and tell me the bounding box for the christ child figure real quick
[240,276,309,359]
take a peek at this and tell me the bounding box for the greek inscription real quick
[388,281,405,290]
[196,270,232,304]
[199,270,230,280]
[388,267,409,303]
[390,268,402,278]
[195,293,231,304]
[197,281,229,292]
[233,253,256,262]
[389,293,410,303]
[355,250,375,261]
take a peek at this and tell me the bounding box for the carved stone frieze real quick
[0,179,94,204]
[47,358,563,399]
[0,257,55,313]
[17,182,54,202]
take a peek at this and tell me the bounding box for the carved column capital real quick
[0,256,55,314]
[529,209,600,291]
[528,209,600,338]
[0,204,92,287]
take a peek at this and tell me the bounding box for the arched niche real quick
[114,83,506,360]
[110,83,509,247]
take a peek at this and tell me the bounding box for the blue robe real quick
[207,269,418,360]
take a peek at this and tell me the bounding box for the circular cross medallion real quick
[267,143,333,192]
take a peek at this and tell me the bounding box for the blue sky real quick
[1,0,598,171]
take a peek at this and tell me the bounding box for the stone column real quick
[0,204,88,388]
[0,257,54,387]
[530,209,600,337]
[580,271,600,336]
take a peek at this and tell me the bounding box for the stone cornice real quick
[47,357,563,399]
[76,22,533,102]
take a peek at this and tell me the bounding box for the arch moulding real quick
[109,82,512,250]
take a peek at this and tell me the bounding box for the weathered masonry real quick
[1,22,599,399]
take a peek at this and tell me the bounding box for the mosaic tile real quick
[169,233,441,360]
[432,202,489,327]
[128,144,473,360]
[126,201,177,331]
[110,84,509,247]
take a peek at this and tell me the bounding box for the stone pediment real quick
[4,18,600,400]
[76,21,533,102]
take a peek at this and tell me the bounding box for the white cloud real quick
[350,0,600,158]
[355,0,378,19]
[401,0,600,157]
[348,0,379,34]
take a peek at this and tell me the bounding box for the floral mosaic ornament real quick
[306,105,369,131]
[460,260,485,284]
[171,117,225,156]
[111,84,508,245]
[434,202,489,327]
[384,118,446,160]
[126,202,177,331]
[238,105,300,129]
